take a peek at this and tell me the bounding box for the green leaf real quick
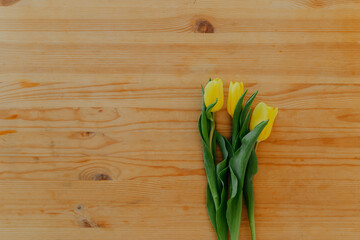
[231,89,248,145]
[233,90,257,150]
[201,84,206,112]
[199,85,220,213]
[211,122,217,161]
[200,85,209,144]
[215,131,231,196]
[228,166,238,200]
[227,176,243,240]
[206,183,218,236]
[244,149,258,240]
[198,115,205,143]
[199,83,223,239]
[201,137,220,210]
[240,90,258,127]
[215,132,232,192]
[214,132,232,240]
[216,131,232,164]
[233,132,241,151]
[216,133,228,190]
[239,109,251,140]
[227,120,268,240]
[216,177,229,240]
[206,99,218,121]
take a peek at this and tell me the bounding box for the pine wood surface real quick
[0,0,360,239]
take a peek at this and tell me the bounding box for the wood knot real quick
[194,19,214,33]
[18,79,40,88]
[81,219,93,228]
[0,0,20,6]
[80,131,95,138]
[76,204,84,211]
[78,108,120,122]
[79,217,100,228]
[74,204,105,228]
[79,166,117,181]
[92,173,112,181]
[5,114,18,120]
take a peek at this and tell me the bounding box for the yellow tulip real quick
[204,78,224,112]
[250,102,278,142]
[227,81,244,117]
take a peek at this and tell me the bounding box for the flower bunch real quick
[198,78,278,240]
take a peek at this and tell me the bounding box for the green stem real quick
[209,113,216,151]
[244,144,259,240]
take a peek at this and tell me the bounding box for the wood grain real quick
[0,0,360,239]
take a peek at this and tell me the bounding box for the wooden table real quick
[0,0,360,239]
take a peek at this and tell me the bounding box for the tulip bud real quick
[204,78,224,112]
[250,102,278,142]
[227,81,244,117]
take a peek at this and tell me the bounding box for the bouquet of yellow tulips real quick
[198,78,278,240]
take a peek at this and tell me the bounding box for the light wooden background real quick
[0,0,360,239]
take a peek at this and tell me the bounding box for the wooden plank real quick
[0,0,360,239]
[0,179,358,239]
[1,32,360,77]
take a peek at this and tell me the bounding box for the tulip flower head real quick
[227,81,244,117]
[250,102,278,142]
[204,78,224,112]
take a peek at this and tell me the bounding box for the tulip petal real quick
[250,102,278,142]
[204,81,218,107]
[204,78,224,112]
[227,82,235,115]
[227,81,244,117]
